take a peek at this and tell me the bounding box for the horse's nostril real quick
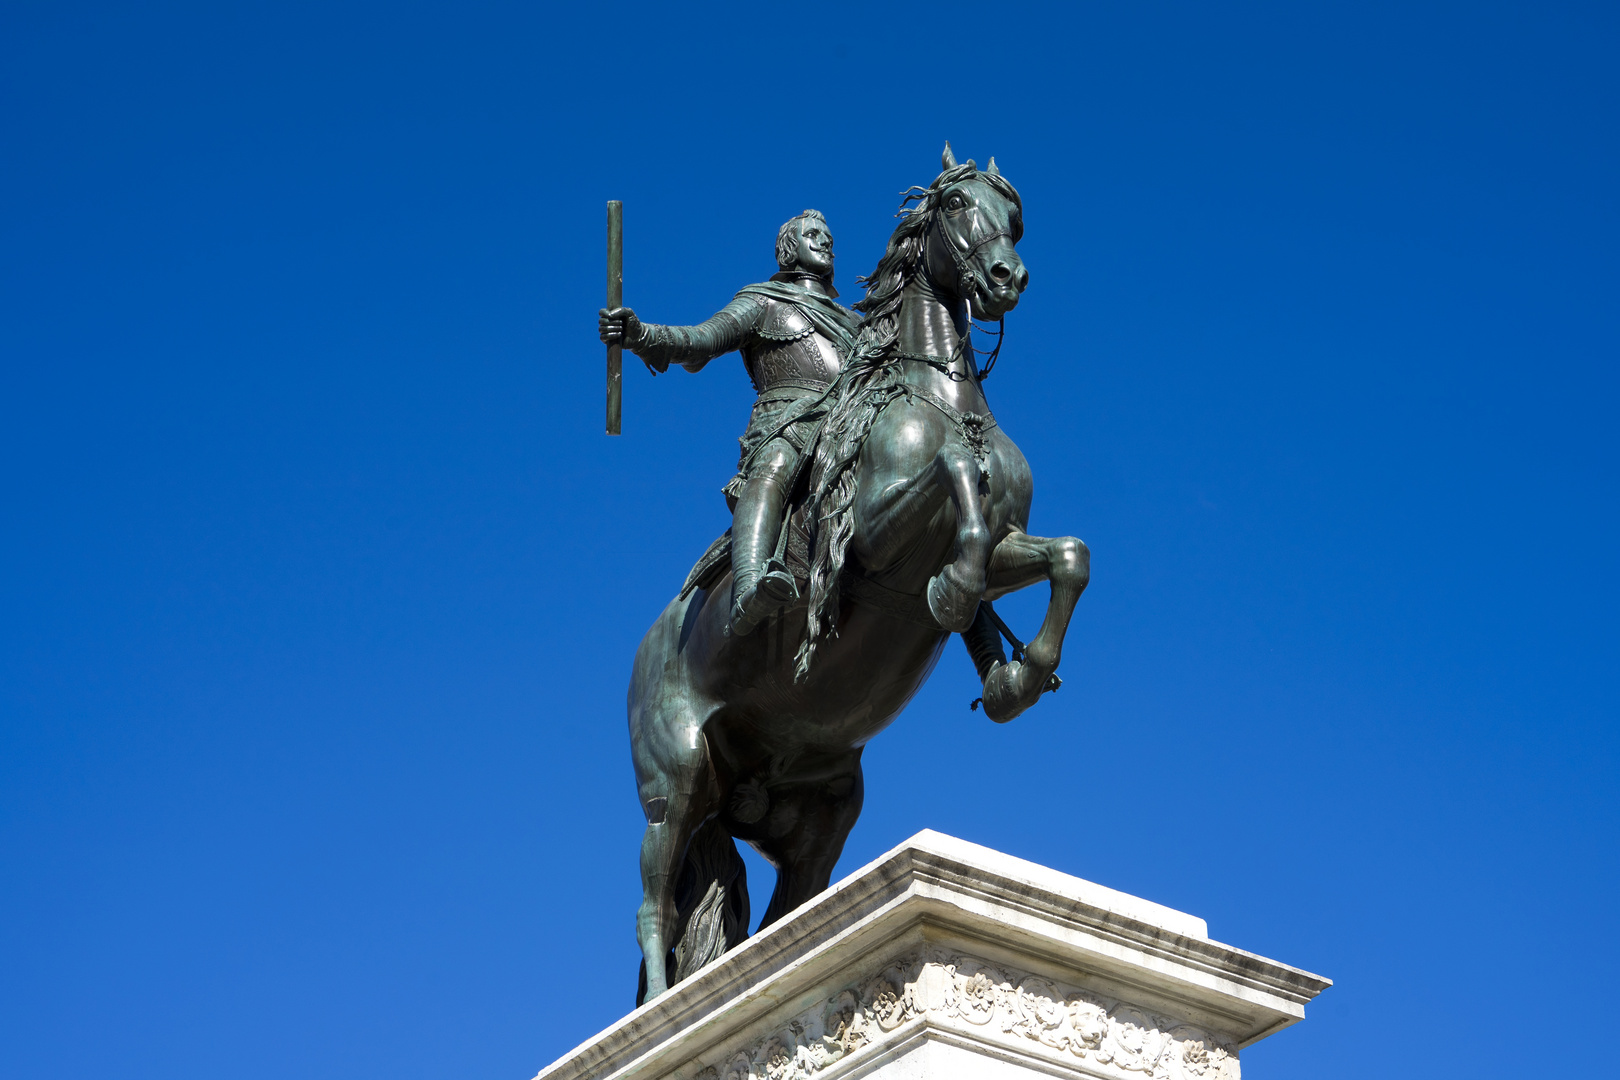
[990,261,1012,285]
[1016,266,1029,291]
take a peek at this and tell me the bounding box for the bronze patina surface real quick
[601,146,1089,1003]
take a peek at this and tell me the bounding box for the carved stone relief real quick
[679,949,1239,1080]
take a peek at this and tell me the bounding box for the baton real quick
[606,200,623,436]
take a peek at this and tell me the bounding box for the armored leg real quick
[730,439,799,636]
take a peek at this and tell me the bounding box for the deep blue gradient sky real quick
[3,2,1616,1078]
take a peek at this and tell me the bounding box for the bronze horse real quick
[627,147,1089,1003]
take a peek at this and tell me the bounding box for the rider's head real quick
[776,210,835,281]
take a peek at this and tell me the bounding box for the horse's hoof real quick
[927,568,981,633]
[981,661,1027,723]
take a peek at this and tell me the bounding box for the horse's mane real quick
[793,163,1022,679]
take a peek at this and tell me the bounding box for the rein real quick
[892,313,1006,384]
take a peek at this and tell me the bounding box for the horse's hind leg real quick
[632,711,720,1003]
[927,444,993,632]
[751,758,864,930]
[976,530,1090,722]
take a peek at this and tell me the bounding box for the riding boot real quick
[730,470,797,636]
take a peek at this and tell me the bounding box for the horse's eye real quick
[946,194,965,211]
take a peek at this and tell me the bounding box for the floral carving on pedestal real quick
[959,970,999,1025]
[678,949,1240,1080]
[1007,976,1068,1051]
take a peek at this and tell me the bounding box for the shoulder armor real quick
[756,300,815,342]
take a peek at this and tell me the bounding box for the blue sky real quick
[2,2,1616,1077]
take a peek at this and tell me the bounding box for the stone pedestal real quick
[535,831,1329,1080]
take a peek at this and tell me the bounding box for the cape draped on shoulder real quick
[733,277,860,353]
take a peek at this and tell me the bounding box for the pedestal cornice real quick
[534,831,1329,1080]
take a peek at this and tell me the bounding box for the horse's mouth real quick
[975,283,1021,318]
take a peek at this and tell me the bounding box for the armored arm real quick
[629,296,764,374]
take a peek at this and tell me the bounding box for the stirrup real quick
[730,569,799,636]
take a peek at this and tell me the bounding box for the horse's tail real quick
[795,346,903,680]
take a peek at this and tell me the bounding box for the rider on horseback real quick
[598,210,859,636]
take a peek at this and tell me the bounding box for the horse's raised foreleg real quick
[926,444,994,632]
[975,531,1090,722]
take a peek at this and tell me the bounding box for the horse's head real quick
[852,144,1028,340]
[921,143,1027,319]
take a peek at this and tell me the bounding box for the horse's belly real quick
[698,607,947,764]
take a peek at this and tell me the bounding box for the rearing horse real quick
[626,147,1089,1003]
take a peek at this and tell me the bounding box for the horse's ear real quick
[942,141,957,170]
[987,156,1000,176]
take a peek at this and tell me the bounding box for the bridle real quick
[923,183,1015,381]
[930,185,1015,305]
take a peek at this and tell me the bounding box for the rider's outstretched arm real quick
[632,296,765,373]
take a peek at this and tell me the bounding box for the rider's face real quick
[794,220,835,277]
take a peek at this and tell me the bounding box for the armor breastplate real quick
[744,299,843,392]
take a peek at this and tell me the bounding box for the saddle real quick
[677,511,944,631]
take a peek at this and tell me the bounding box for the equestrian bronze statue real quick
[608,146,1089,1004]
